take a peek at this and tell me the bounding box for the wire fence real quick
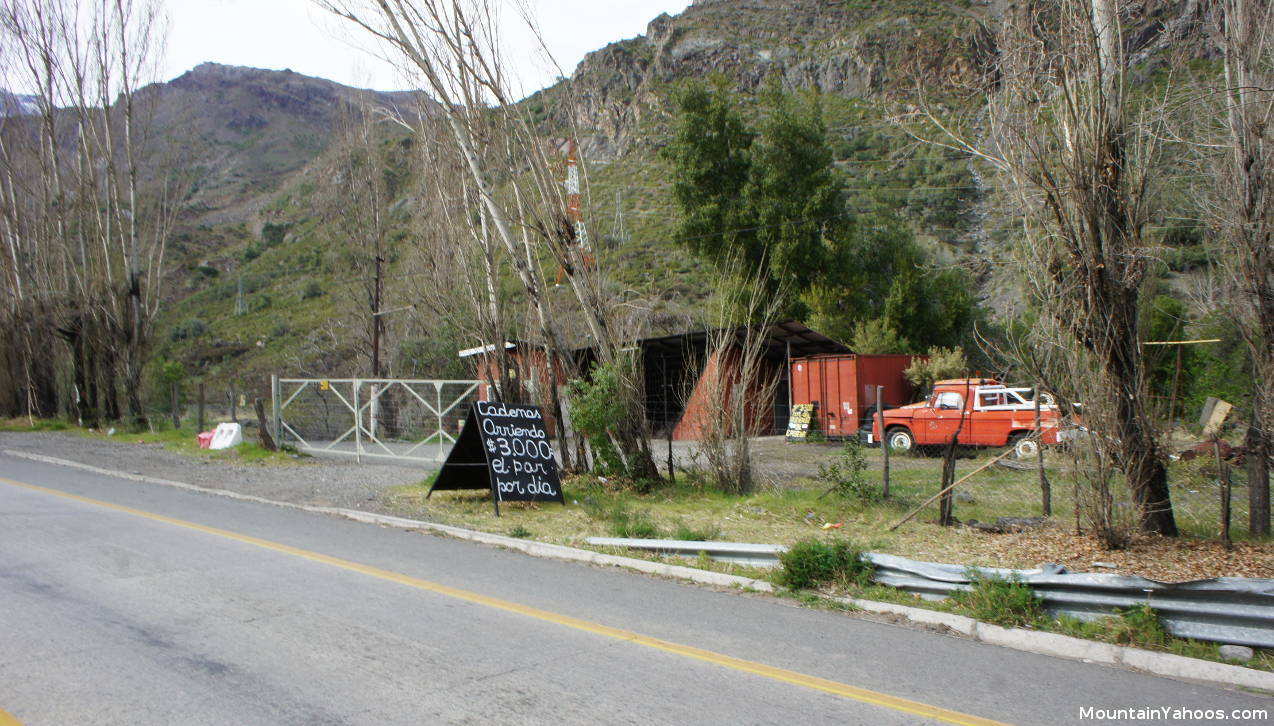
[884,439,1260,544]
[138,381,266,435]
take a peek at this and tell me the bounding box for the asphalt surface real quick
[1,452,1271,725]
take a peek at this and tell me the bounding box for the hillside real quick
[146,0,1220,394]
[148,63,425,226]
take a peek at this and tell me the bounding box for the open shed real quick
[640,321,849,439]
[459,320,850,441]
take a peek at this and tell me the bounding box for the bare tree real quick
[316,0,658,477]
[0,0,173,428]
[317,102,400,378]
[907,0,1177,535]
[695,268,785,494]
[1211,0,1273,536]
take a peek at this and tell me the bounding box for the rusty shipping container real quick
[790,354,920,439]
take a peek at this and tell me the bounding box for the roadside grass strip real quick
[0,476,1005,726]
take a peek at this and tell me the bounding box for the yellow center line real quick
[1,476,1008,726]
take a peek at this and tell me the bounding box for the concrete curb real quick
[5,449,1269,693]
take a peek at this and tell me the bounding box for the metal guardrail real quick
[586,538,1274,648]
[587,538,786,567]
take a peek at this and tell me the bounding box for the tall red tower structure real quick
[557,139,594,284]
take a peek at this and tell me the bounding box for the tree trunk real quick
[1107,324,1177,536]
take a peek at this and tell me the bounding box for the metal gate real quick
[272,376,481,464]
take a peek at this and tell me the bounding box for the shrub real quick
[905,347,968,390]
[270,320,291,338]
[950,572,1044,627]
[777,539,872,590]
[569,364,628,478]
[301,280,323,300]
[169,318,210,341]
[261,222,290,247]
[155,359,186,385]
[508,525,532,539]
[817,439,878,501]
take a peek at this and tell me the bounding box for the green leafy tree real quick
[664,76,755,264]
[665,78,856,319]
[666,79,974,347]
[744,84,854,316]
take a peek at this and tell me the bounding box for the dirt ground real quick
[4,430,1270,582]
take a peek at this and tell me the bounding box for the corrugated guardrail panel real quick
[865,553,1274,648]
[586,538,1274,648]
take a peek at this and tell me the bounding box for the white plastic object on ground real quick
[209,423,243,450]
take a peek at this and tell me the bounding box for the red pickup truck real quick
[870,378,1068,456]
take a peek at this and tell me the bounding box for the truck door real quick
[912,390,968,445]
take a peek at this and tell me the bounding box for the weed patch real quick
[672,520,721,541]
[817,439,880,502]
[777,539,873,590]
[950,572,1044,627]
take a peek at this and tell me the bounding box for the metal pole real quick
[877,384,890,498]
[270,375,281,444]
[198,383,206,432]
[230,381,238,423]
[354,380,362,464]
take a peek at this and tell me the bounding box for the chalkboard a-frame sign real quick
[429,401,564,515]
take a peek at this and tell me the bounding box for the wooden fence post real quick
[197,383,206,432]
[1214,436,1232,550]
[254,398,277,452]
[1037,396,1051,516]
[939,433,958,526]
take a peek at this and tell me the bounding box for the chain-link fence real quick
[273,378,481,463]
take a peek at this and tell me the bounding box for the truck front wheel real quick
[886,427,914,452]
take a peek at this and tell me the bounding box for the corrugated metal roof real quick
[636,319,849,359]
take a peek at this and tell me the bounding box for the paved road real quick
[1,453,1270,725]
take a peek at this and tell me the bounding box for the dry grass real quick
[384,439,1272,582]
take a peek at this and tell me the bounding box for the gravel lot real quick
[0,431,434,514]
[1,431,900,512]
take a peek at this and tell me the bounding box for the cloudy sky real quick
[165,0,693,94]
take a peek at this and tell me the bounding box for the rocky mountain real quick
[552,0,1208,158]
[140,62,427,226]
[0,89,40,117]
